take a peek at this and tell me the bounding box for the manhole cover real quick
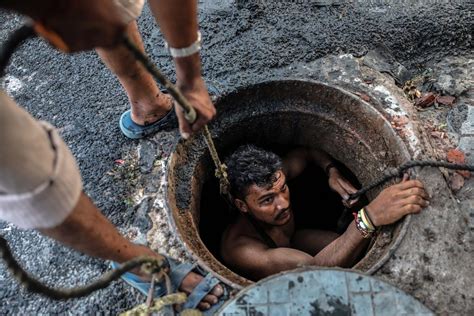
[217,267,433,315]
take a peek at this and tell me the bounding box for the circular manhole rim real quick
[164,79,413,289]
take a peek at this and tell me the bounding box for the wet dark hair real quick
[225,145,283,200]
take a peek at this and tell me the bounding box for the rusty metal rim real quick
[164,79,413,290]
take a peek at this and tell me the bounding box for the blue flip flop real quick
[119,108,177,139]
[119,83,221,139]
[111,258,227,314]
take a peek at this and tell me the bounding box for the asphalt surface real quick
[0,1,472,314]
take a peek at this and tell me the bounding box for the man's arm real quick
[0,91,156,272]
[283,148,330,180]
[283,148,359,206]
[148,0,215,137]
[227,222,367,280]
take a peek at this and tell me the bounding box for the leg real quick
[96,21,172,125]
[292,229,340,256]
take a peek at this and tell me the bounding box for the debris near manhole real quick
[449,173,465,192]
[362,76,376,84]
[413,93,456,109]
[363,47,412,86]
[403,80,422,101]
[429,122,448,140]
[421,119,456,165]
[115,159,125,166]
[430,131,447,140]
[435,95,455,107]
[414,92,436,108]
[447,149,471,178]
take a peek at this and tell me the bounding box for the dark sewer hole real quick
[198,145,369,266]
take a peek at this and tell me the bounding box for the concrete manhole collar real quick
[165,80,412,289]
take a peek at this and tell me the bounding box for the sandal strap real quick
[110,261,167,297]
[168,258,197,293]
[183,273,220,309]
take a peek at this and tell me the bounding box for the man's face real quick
[238,171,292,226]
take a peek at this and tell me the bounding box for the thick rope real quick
[203,125,231,196]
[0,235,167,300]
[349,160,474,200]
[119,293,189,316]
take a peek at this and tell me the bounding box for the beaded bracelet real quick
[354,209,376,238]
[360,208,375,231]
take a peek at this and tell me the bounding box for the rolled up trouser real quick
[0,91,83,229]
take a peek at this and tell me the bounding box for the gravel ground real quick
[0,1,472,314]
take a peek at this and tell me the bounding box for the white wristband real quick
[164,31,202,58]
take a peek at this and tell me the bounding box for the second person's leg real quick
[97,21,172,127]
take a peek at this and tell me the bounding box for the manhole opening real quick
[166,80,411,288]
[199,146,370,273]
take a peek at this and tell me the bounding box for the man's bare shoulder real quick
[221,215,267,260]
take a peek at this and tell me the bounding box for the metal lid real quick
[217,267,433,315]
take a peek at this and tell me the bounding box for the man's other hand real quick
[175,77,216,139]
[365,174,429,226]
[328,168,359,208]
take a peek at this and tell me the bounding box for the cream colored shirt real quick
[0,92,82,229]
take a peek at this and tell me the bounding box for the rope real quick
[119,293,188,316]
[349,160,474,200]
[203,125,231,196]
[0,235,167,300]
[121,36,231,196]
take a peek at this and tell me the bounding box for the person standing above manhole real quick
[1,0,224,313]
[221,145,429,281]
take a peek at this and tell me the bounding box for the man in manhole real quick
[221,145,429,280]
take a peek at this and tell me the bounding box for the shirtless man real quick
[221,145,429,281]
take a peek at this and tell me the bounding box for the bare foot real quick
[130,92,173,126]
[179,271,224,310]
